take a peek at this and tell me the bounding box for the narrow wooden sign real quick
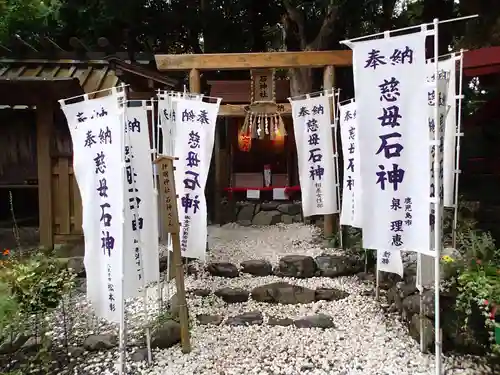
[154,155,180,234]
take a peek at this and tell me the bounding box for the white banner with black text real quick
[290,95,338,217]
[124,102,160,295]
[173,98,221,260]
[339,101,362,228]
[350,30,431,272]
[62,92,125,323]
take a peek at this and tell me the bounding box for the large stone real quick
[240,259,273,276]
[214,287,250,303]
[196,314,224,325]
[315,254,363,277]
[237,204,256,222]
[277,203,301,216]
[401,290,435,320]
[293,314,335,329]
[251,282,316,304]
[83,334,118,351]
[131,348,149,362]
[206,262,239,278]
[267,316,294,326]
[408,314,434,352]
[252,210,282,225]
[226,311,263,326]
[261,202,280,211]
[281,215,293,224]
[386,281,418,313]
[151,320,181,349]
[67,256,86,277]
[278,255,316,278]
[188,288,211,297]
[315,288,349,301]
[0,333,30,355]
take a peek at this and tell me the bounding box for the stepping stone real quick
[315,254,363,277]
[293,314,335,329]
[226,311,263,326]
[241,259,273,276]
[315,288,349,301]
[189,288,211,297]
[251,282,316,304]
[196,314,224,326]
[206,262,239,278]
[214,287,250,303]
[268,316,293,327]
[277,255,316,278]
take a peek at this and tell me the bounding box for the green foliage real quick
[0,251,75,315]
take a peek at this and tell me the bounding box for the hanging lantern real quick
[242,69,287,141]
[272,127,285,150]
[238,126,252,152]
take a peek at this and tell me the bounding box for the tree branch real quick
[283,0,307,49]
[309,3,338,50]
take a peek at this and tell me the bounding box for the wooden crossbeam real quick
[219,103,291,117]
[155,51,352,71]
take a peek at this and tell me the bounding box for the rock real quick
[189,288,211,297]
[237,204,255,222]
[281,215,293,224]
[251,282,316,304]
[0,333,30,355]
[292,214,303,223]
[401,290,435,320]
[315,288,349,301]
[131,348,150,362]
[83,334,118,351]
[277,203,301,216]
[278,255,316,278]
[151,320,181,349]
[268,316,293,326]
[214,287,250,303]
[68,346,85,358]
[186,263,198,276]
[315,255,363,277]
[356,272,376,282]
[239,220,252,226]
[67,256,85,277]
[252,210,282,226]
[167,293,189,319]
[240,259,273,276]
[379,272,403,290]
[197,314,224,325]
[261,202,280,211]
[386,281,418,312]
[294,314,336,329]
[408,315,434,352]
[226,311,263,326]
[206,262,239,278]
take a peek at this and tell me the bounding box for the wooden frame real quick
[154,50,352,237]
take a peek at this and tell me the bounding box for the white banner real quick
[339,101,362,227]
[290,95,338,217]
[377,249,404,277]
[62,93,125,323]
[174,98,221,260]
[426,57,457,207]
[124,103,160,296]
[351,31,431,257]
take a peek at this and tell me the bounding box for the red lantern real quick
[238,128,252,152]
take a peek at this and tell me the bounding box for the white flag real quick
[62,92,125,323]
[351,30,431,263]
[124,103,160,296]
[339,101,362,228]
[290,95,338,217]
[174,98,221,260]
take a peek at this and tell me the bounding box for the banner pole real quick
[452,50,465,249]
[332,91,343,248]
[432,18,443,375]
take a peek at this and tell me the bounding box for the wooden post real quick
[155,156,191,353]
[214,121,222,225]
[323,65,338,240]
[36,103,54,249]
[189,68,201,93]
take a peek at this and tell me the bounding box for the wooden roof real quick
[0,58,177,106]
[208,80,290,103]
[464,46,500,77]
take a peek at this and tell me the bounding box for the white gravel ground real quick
[49,223,490,375]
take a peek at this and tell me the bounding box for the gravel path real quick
[55,223,489,375]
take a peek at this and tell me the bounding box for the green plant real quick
[0,251,75,315]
